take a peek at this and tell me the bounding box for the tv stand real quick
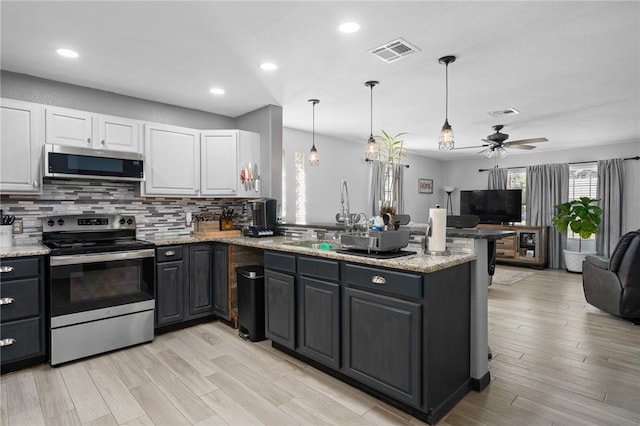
[477,224,548,268]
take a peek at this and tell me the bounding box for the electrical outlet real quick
[186,212,192,225]
[12,219,23,234]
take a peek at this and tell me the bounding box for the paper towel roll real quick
[428,208,447,252]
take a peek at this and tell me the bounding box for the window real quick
[507,168,526,223]
[568,162,598,239]
[294,152,306,224]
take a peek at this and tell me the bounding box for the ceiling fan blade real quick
[477,148,491,155]
[481,138,500,146]
[453,144,488,150]
[508,144,536,150]
[508,137,548,145]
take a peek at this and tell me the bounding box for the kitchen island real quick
[183,233,484,424]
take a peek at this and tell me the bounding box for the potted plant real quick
[552,196,602,273]
[377,130,407,216]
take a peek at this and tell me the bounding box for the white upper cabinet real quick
[0,99,43,193]
[45,106,140,152]
[201,131,238,196]
[201,130,261,197]
[143,123,200,196]
[96,114,141,152]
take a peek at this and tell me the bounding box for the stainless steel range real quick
[43,214,155,366]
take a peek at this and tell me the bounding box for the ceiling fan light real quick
[483,148,494,158]
[497,147,508,158]
[365,135,379,160]
[438,120,454,151]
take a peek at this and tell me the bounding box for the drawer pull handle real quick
[0,338,16,347]
[0,297,15,305]
[164,250,176,257]
[0,266,15,273]
[371,275,386,285]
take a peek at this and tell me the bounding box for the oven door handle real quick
[50,249,155,266]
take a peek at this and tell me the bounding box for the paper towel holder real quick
[422,217,451,256]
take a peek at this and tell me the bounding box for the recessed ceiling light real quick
[56,48,79,58]
[339,22,360,33]
[209,87,225,95]
[260,63,278,71]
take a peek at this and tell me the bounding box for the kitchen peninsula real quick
[167,228,510,424]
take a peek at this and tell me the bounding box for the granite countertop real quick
[0,243,50,258]
[169,234,475,274]
[1,231,491,274]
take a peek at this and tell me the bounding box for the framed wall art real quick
[418,178,433,194]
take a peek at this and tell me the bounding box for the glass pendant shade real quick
[438,119,454,151]
[484,148,494,158]
[309,144,319,165]
[308,99,319,166]
[365,134,379,160]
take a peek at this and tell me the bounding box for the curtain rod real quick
[365,158,410,168]
[477,156,639,172]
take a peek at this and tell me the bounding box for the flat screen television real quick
[460,189,522,224]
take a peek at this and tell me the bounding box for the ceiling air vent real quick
[488,108,520,118]
[369,38,419,63]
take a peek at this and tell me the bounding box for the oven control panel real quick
[43,214,137,232]
[78,218,109,226]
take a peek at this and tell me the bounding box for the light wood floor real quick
[2,266,639,425]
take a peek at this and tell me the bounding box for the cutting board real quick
[192,230,241,237]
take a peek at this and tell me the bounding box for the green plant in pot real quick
[552,196,602,272]
[377,130,407,216]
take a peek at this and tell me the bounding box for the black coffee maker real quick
[245,198,277,237]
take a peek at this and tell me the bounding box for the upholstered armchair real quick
[582,230,640,321]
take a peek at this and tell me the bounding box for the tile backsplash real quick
[0,179,248,244]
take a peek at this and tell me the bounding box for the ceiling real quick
[1,1,639,160]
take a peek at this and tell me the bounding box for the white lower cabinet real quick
[0,99,42,193]
[143,123,200,196]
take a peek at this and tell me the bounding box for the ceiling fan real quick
[456,125,548,158]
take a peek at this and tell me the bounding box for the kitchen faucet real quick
[337,180,351,230]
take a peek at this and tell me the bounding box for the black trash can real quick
[236,265,265,342]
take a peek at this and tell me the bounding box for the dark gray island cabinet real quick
[264,250,471,424]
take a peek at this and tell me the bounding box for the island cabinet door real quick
[298,276,340,369]
[343,287,422,408]
[264,269,296,350]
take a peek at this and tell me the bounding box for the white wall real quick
[443,141,640,232]
[237,105,283,200]
[282,128,445,224]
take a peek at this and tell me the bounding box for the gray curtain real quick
[526,163,569,269]
[488,167,508,190]
[597,159,624,257]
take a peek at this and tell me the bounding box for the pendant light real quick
[438,55,456,151]
[364,80,380,161]
[308,99,320,166]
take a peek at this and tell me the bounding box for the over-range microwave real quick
[44,144,144,181]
